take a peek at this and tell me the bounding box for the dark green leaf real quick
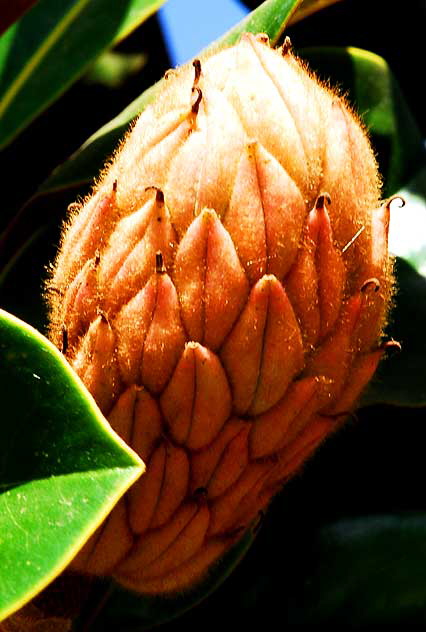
[301,46,426,196]
[0,0,167,149]
[242,0,343,15]
[287,0,343,25]
[39,0,304,196]
[288,513,426,624]
[0,309,143,621]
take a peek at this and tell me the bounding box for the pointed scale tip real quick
[315,192,332,210]
[193,59,201,83]
[381,338,402,355]
[360,277,381,293]
[145,186,164,205]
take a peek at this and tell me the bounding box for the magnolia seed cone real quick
[47,33,394,595]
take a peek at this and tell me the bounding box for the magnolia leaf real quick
[195,512,426,626]
[288,0,343,25]
[288,513,426,624]
[0,0,167,149]
[0,309,144,621]
[0,0,40,36]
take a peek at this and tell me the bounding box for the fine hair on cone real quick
[46,32,394,595]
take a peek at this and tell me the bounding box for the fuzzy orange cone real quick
[47,33,394,595]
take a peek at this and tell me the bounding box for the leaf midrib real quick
[0,0,88,119]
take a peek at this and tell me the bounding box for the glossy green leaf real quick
[39,0,303,196]
[0,309,143,621]
[0,0,167,149]
[204,0,301,50]
[301,47,426,196]
[288,513,426,624]
[287,0,343,25]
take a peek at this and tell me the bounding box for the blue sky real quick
[158,0,249,66]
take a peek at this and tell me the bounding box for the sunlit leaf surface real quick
[0,309,143,621]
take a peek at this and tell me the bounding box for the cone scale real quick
[47,33,393,595]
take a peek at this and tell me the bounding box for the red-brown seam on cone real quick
[61,257,99,350]
[140,272,186,394]
[116,536,233,596]
[207,462,270,536]
[322,99,379,270]
[191,82,248,219]
[128,442,167,535]
[224,142,307,282]
[224,143,268,284]
[221,275,304,415]
[114,271,185,391]
[99,190,178,315]
[114,275,156,385]
[173,208,249,350]
[53,187,117,295]
[272,376,332,449]
[244,33,325,200]
[107,384,138,447]
[149,442,190,529]
[111,106,196,213]
[161,342,231,450]
[249,376,320,458]
[204,425,250,499]
[312,195,346,339]
[45,32,392,595]
[260,415,335,496]
[126,504,210,582]
[285,222,320,350]
[72,314,121,414]
[129,388,163,462]
[228,34,308,196]
[285,195,346,349]
[97,192,159,293]
[115,501,204,577]
[128,441,189,534]
[71,500,133,575]
[323,348,384,415]
[190,418,248,494]
[303,293,363,407]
